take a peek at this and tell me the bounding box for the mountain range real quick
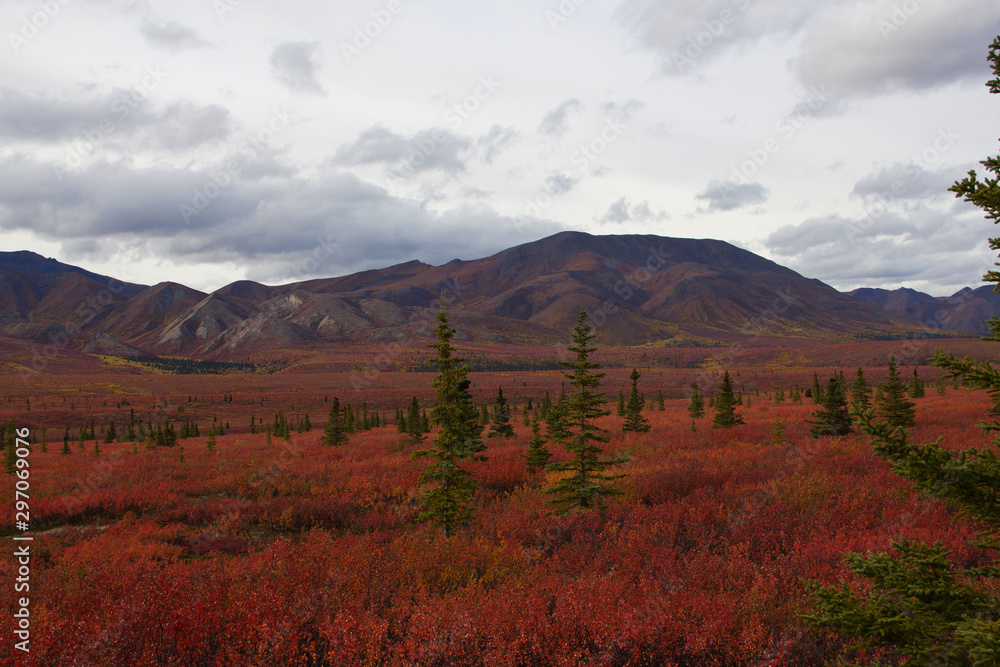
[0,232,995,361]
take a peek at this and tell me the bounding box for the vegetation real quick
[544,309,628,513]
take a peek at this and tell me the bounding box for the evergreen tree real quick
[616,389,625,417]
[488,386,515,438]
[322,397,347,446]
[656,389,665,411]
[406,396,424,443]
[806,37,1000,664]
[206,424,216,451]
[849,366,873,412]
[412,305,486,538]
[772,417,786,446]
[480,402,490,426]
[807,374,852,437]
[909,367,926,398]
[811,372,824,404]
[712,371,744,428]
[104,422,117,444]
[877,356,917,429]
[61,430,70,455]
[688,382,705,419]
[544,309,627,513]
[622,368,651,433]
[523,413,552,476]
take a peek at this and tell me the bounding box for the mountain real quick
[848,285,1000,336]
[0,233,979,362]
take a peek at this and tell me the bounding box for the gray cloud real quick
[538,99,583,137]
[333,125,472,175]
[270,41,325,95]
[544,173,578,196]
[602,99,646,124]
[695,180,769,212]
[764,205,994,293]
[850,162,963,202]
[615,0,825,75]
[475,125,518,164]
[140,19,210,52]
[598,197,670,224]
[796,1,1000,97]
[616,0,1000,98]
[0,87,229,151]
[0,152,563,286]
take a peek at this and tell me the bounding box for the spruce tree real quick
[909,367,926,398]
[412,305,486,538]
[688,382,705,419]
[488,386,515,438]
[849,366,873,412]
[616,389,625,417]
[656,390,665,411]
[712,371,744,428]
[622,368,651,433]
[406,396,425,444]
[523,413,552,476]
[322,397,347,446]
[806,36,1000,664]
[878,356,917,429]
[544,309,627,513]
[807,374,852,437]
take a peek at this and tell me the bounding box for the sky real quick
[1,0,999,297]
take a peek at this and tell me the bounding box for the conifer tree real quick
[656,390,665,411]
[544,309,627,513]
[806,36,1000,664]
[616,389,625,417]
[206,424,216,451]
[688,382,705,419]
[523,413,552,476]
[406,396,424,443]
[712,371,744,428]
[488,386,515,438]
[622,369,651,433]
[811,371,824,404]
[322,397,347,446]
[61,430,70,455]
[909,367,926,398]
[807,374,852,437]
[877,356,917,429]
[849,366,873,412]
[412,305,486,538]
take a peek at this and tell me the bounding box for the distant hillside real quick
[0,233,977,363]
[848,285,1000,336]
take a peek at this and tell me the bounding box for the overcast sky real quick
[1,0,998,296]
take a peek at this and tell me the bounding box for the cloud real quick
[0,87,230,152]
[764,204,994,293]
[140,19,210,52]
[475,125,518,164]
[598,197,670,224]
[538,99,583,137]
[850,162,963,202]
[602,99,646,124]
[695,180,769,212]
[795,1,1000,97]
[615,0,825,75]
[270,41,325,95]
[333,125,472,175]
[616,0,1000,98]
[544,173,578,196]
[0,153,564,287]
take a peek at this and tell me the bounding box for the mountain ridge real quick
[0,232,987,361]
